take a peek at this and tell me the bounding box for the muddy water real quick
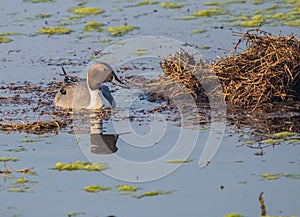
[1,0,300,217]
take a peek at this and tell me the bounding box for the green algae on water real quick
[0,37,12,43]
[0,32,18,36]
[235,15,265,27]
[16,178,28,183]
[192,7,226,16]
[192,29,207,34]
[24,0,52,3]
[118,185,139,192]
[0,157,18,162]
[133,49,148,55]
[272,131,296,138]
[126,1,159,7]
[261,173,279,180]
[284,19,300,26]
[106,25,138,36]
[36,13,51,18]
[84,185,111,193]
[66,211,85,217]
[160,2,183,8]
[261,138,281,144]
[224,213,244,217]
[70,7,104,16]
[83,21,104,32]
[133,190,171,199]
[165,159,192,163]
[175,15,197,20]
[38,27,72,35]
[53,161,107,172]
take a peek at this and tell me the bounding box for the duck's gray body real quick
[54,62,128,110]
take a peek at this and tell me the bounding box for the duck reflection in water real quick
[89,117,118,154]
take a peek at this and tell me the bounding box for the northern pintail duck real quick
[54,62,129,109]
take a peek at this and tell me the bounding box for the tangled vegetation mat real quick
[0,29,299,138]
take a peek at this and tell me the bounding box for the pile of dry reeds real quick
[213,29,300,111]
[158,29,300,111]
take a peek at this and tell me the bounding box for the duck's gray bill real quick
[111,71,130,89]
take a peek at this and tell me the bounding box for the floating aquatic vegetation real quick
[0,37,12,43]
[84,185,111,192]
[35,13,51,18]
[192,7,226,16]
[5,147,27,153]
[204,0,245,6]
[192,29,207,34]
[53,161,107,172]
[165,159,192,163]
[21,138,38,143]
[66,212,85,217]
[175,15,197,20]
[198,46,210,50]
[224,214,244,217]
[0,32,18,36]
[0,121,63,134]
[99,39,112,43]
[261,138,281,144]
[272,131,296,138]
[82,21,104,32]
[235,15,265,27]
[106,25,138,36]
[212,29,300,111]
[0,157,18,162]
[133,190,171,199]
[261,173,300,180]
[133,49,148,55]
[38,27,72,35]
[261,173,278,180]
[70,7,104,16]
[117,185,139,192]
[160,2,183,9]
[126,1,159,7]
[24,0,52,3]
[16,178,28,183]
[284,19,300,26]
[251,0,262,4]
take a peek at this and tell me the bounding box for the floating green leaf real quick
[133,190,171,199]
[272,131,296,138]
[0,37,12,43]
[160,2,183,8]
[106,25,138,36]
[261,173,278,180]
[53,161,107,171]
[38,27,72,35]
[71,7,104,16]
[192,7,226,16]
[261,138,281,144]
[133,49,148,55]
[118,185,139,192]
[24,0,52,3]
[36,13,51,18]
[84,185,111,192]
[16,178,28,183]
[0,157,18,162]
[192,29,207,34]
[0,32,18,36]
[165,159,192,163]
[224,214,244,217]
[83,21,104,32]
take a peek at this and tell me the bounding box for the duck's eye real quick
[60,88,67,95]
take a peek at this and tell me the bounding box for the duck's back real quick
[54,80,91,109]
